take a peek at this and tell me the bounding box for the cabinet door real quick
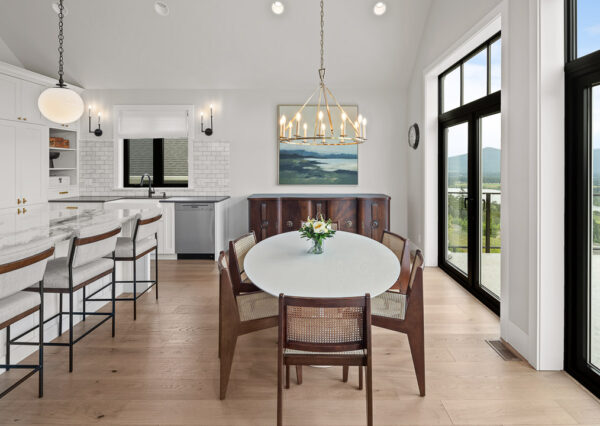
[281,199,312,232]
[358,198,389,241]
[328,199,357,233]
[158,203,175,254]
[249,199,280,241]
[16,124,48,205]
[19,80,44,125]
[0,74,19,121]
[0,121,17,209]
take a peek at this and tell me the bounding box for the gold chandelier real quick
[279,0,367,146]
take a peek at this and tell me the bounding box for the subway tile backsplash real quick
[78,139,230,196]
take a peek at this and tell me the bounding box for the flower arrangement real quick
[299,215,336,254]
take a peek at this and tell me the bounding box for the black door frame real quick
[438,92,501,315]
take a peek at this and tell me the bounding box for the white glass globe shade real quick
[38,87,84,124]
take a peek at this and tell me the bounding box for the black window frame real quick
[438,31,502,316]
[564,0,600,400]
[123,138,188,188]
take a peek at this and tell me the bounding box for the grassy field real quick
[279,156,358,185]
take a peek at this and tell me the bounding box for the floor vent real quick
[486,340,519,361]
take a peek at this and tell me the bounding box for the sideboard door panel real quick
[328,199,357,233]
[249,199,280,241]
[281,199,312,231]
[358,198,389,241]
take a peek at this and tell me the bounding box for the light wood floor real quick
[1,261,599,425]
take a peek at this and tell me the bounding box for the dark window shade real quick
[124,138,188,187]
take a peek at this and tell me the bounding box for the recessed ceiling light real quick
[51,1,68,16]
[373,2,387,16]
[272,1,284,15]
[154,1,169,16]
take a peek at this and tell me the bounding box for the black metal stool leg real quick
[82,286,86,322]
[39,281,44,398]
[155,244,159,300]
[112,253,116,338]
[69,291,73,373]
[5,325,10,372]
[58,294,63,335]
[133,259,137,321]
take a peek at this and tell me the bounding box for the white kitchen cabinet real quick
[158,203,175,255]
[19,80,45,125]
[0,74,19,121]
[0,119,48,210]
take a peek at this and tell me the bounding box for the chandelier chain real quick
[57,0,65,87]
[320,0,324,73]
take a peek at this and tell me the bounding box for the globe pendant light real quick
[38,0,84,124]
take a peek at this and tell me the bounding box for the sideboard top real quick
[248,193,390,200]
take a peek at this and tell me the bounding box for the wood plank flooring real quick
[0,260,599,425]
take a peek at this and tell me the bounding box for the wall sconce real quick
[88,105,103,137]
[200,104,214,136]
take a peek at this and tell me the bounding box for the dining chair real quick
[0,238,54,399]
[228,232,261,295]
[370,234,425,396]
[217,251,279,399]
[277,294,373,426]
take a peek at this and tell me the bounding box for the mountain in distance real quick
[447,147,500,182]
[279,148,357,160]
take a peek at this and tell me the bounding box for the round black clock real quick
[408,123,420,150]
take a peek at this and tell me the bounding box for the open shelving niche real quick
[49,127,78,187]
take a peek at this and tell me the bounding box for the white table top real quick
[244,231,400,298]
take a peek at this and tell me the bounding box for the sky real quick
[578,0,600,58]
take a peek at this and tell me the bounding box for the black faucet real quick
[139,173,155,198]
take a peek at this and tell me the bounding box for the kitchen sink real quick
[118,195,170,199]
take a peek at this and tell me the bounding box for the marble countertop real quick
[0,206,143,250]
[159,196,229,203]
[49,195,230,203]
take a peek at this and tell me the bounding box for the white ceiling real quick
[0,0,432,90]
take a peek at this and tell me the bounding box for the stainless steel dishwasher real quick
[175,203,215,259]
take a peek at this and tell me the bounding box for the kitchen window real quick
[123,138,188,187]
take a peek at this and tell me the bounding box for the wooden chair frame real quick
[277,294,373,426]
[0,246,54,398]
[228,231,261,295]
[218,251,277,399]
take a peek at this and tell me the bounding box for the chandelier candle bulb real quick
[295,113,301,136]
[362,118,367,139]
[288,123,293,138]
[303,122,307,137]
[280,115,286,138]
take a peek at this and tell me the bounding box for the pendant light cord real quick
[318,0,325,82]
[57,0,65,87]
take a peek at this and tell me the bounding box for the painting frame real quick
[277,104,359,185]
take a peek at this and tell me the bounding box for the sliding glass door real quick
[438,33,501,314]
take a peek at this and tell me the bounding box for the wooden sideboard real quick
[248,194,390,242]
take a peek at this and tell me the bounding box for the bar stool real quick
[0,238,54,398]
[110,209,162,320]
[24,221,121,372]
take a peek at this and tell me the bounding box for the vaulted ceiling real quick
[0,0,431,90]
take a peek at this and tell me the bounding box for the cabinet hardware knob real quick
[22,208,27,214]
[286,220,293,228]
[17,117,21,120]
[23,117,26,121]
[22,198,27,204]
[17,198,21,204]
[345,220,353,228]
[371,220,379,228]
[59,191,68,195]
[66,206,78,210]
[261,220,269,228]
[17,208,21,214]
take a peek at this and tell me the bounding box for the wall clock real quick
[408,123,420,150]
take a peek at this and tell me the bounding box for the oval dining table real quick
[243,231,400,298]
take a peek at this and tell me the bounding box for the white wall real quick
[0,35,22,68]
[405,0,565,369]
[81,88,407,241]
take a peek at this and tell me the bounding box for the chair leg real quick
[219,332,237,400]
[285,365,290,389]
[38,285,44,398]
[155,246,159,300]
[58,294,63,335]
[69,291,74,373]
[5,325,10,371]
[133,259,137,321]
[82,287,86,322]
[342,365,349,382]
[277,354,283,426]
[295,366,302,385]
[407,329,426,396]
[358,366,363,390]
[366,362,373,426]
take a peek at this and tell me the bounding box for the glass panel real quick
[578,0,600,58]
[442,67,460,113]
[127,138,153,186]
[163,138,189,185]
[490,39,501,93]
[479,113,501,299]
[591,85,600,368]
[463,48,488,104]
[446,122,469,275]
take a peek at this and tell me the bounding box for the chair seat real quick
[236,291,278,322]
[240,271,252,284]
[372,291,407,320]
[39,257,114,290]
[284,348,366,356]
[115,236,157,259]
[0,291,39,326]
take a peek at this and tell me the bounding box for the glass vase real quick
[308,239,324,254]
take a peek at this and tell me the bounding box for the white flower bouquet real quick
[299,215,336,254]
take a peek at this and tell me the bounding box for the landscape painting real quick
[278,105,358,185]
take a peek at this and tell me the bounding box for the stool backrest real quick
[0,238,54,299]
[70,221,121,268]
[279,294,371,353]
[133,209,162,242]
